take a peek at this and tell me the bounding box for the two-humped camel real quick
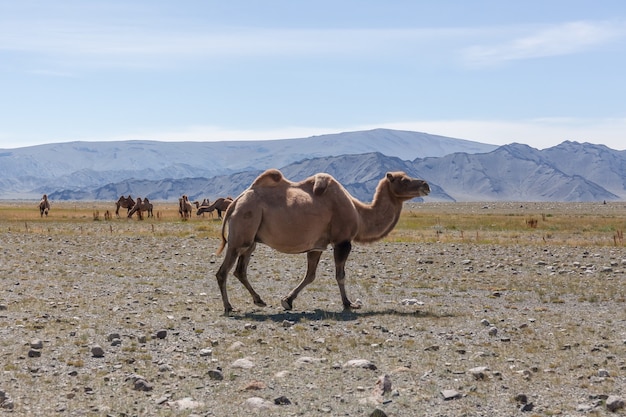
[215,169,430,313]
[128,197,153,220]
[115,195,135,217]
[39,194,50,217]
[179,195,193,219]
[197,197,233,219]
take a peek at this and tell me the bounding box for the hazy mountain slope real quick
[0,129,496,199]
[542,141,626,198]
[414,144,620,202]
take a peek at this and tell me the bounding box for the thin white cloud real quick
[462,20,624,67]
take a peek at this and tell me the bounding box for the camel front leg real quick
[281,250,323,310]
[333,241,360,309]
[216,249,237,314]
[233,243,267,308]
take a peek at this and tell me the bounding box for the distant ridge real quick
[0,129,624,202]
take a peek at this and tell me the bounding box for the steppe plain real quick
[0,201,625,416]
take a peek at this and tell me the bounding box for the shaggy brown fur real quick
[179,195,193,219]
[115,195,135,217]
[215,169,430,313]
[128,197,153,220]
[39,194,50,217]
[196,197,233,219]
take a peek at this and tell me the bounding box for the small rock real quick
[400,298,424,306]
[245,397,275,410]
[441,389,461,400]
[30,339,43,349]
[480,319,490,326]
[107,333,121,342]
[134,379,153,392]
[227,341,245,351]
[168,397,204,410]
[91,345,105,358]
[424,345,440,352]
[282,320,295,328]
[488,327,498,336]
[208,369,224,380]
[597,369,610,377]
[274,396,291,405]
[232,357,255,369]
[469,366,489,380]
[520,402,534,412]
[242,380,266,390]
[199,348,213,357]
[137,335,147,343]
[244,323,257,330]
[155,330,167,339]
[370,408,388,417]
[343,359,377,370]
[606,395,625,412]
[28,349,41,358]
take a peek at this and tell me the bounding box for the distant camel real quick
[179,195,193,219]
[193,198,210,209]
[115,195,135,217]
[128,197,153,220]
[39,194,50,217]
[197,197,232,219]
[215,169,430,313]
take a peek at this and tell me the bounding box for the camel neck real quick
[353,181,403,243]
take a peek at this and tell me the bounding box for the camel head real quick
[384,171,430,200]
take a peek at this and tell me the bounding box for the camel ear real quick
[313,174,331,196]
[386,172,395,182]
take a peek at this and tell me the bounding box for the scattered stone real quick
[282,320,295,328]
[106,333,120,342]
[28,349,41,358]
[469,366,489,380]
[370,408,388,417]
[441,389,461,401]
[606,395,624,412]
[168,397,204,410]
[343,359,377,370]
[245,397,275,410]
[244,323,257,330]
[208,369,224,380]
[295,356,326,367]
[371,374,392,398]
[91,345,105,358]
[274,395,291,405]
[199,348,213,357]
[155,329,167,339]
[227,341,245,351]
[0,304,7,311]
[400,298,424,306]
[480,319,490,326]
[488,327,498,336]
[597,369,610,377]
[137,335,147,344]
[241,380,266,391]
[30,339,43,349]
[232,357,255,369]
[520,402,534,412]
[0,390,14,410]
[134,378,153,392]
[424,345,440,352]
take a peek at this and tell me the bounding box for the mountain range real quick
[1,129,624,202]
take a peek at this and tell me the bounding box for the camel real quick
[128,197,154,220]
[193,198,210,209]
[197,197,233,219]
[215,169,430,313]
[115,195,135,217]
[39,194,50,217]
[179,195,193,219]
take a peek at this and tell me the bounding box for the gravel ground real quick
[0,208,625,416]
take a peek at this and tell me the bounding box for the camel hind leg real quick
[281,250,323,310]
[233,243,266,308]
[333,241,361,310]
[216,243,265,313]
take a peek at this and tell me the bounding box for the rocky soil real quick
[0,211,625,416]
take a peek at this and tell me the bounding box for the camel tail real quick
[215,197,237,256]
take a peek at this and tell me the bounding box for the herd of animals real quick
[36,170,431,314]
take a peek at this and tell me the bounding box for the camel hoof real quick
[281,298,293,310]
[254,299,267,308]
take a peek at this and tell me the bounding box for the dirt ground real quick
[0,202,625,416]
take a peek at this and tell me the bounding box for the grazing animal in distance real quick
[179,195,193,219]
[115,195,135,217]
[215,169,430,313]
[128,197,153,220]
[197,197,233,219]
[39,194,50,217]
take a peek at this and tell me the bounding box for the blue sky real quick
[1,1,625,150]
